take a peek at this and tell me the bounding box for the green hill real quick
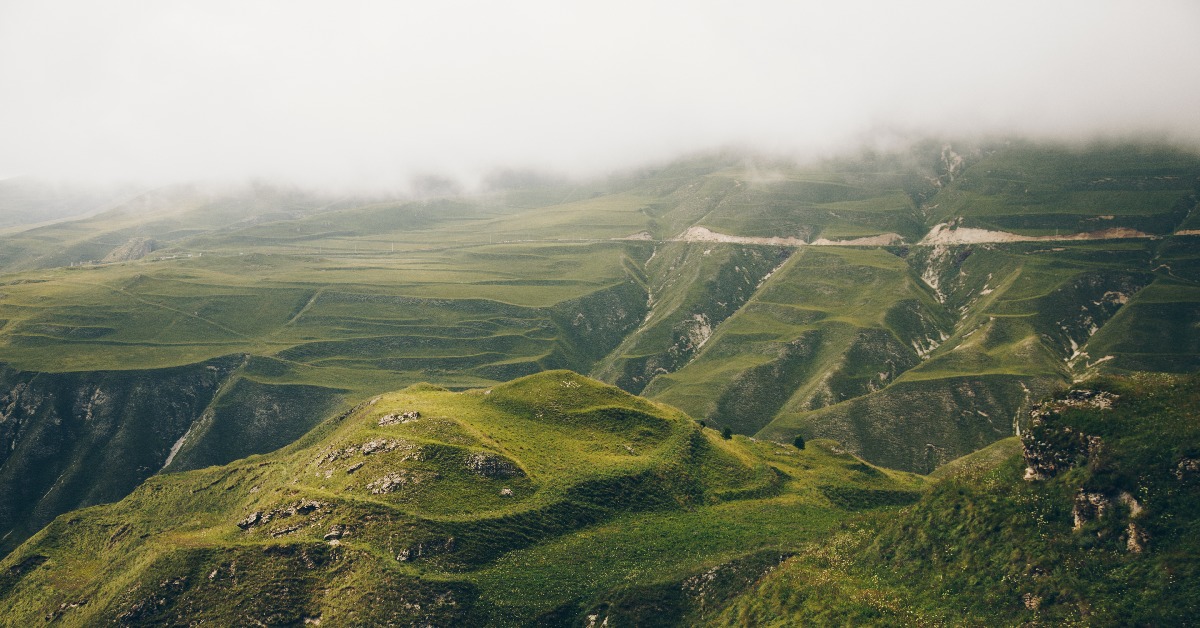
[0,371,925,625]
[710,374,1200,626]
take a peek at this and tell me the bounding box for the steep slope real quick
[710,375,1200,626]
[0,371,925,625]
[0,356,347,556]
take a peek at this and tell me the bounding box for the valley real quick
[0,139,1198,624]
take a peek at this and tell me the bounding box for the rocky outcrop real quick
[236,500,327,534]
[1072,490,1111,531]
[378,410,420,426]
[1021,390,1115,480]
[0,357,241,557]
[465,452,522,478]
[1024,388,1151,551]
[1174,457,1200,481]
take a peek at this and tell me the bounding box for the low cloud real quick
[1,0,1198,189]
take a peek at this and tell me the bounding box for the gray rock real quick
[236,511,262,530]
[465,452,522,478]
[378,410,421,426]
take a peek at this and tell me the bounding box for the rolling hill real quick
[0,371,925,625]
[1,137,1198,567]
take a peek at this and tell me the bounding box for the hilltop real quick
[3,372,1196,626]
[0,370,924,625]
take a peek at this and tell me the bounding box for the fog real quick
[2,0,1199,189]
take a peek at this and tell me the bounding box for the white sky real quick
[1,0,1199,187]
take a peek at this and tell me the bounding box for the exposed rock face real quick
[1057,389,1120,410]
[315,438,421,465]
[465,452,522,478]
[1073,490,1111,531]
[1021,390,1114,481]
[0,357,240,557]
[323,524,345,541]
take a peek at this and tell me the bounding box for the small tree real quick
[792,435,806,450]
[722,427,732,440]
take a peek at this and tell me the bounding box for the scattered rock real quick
[346,462,364,474]
[499,487,514,497]
[1174,457,1200,481]
[323,524,345,541]
[465,452,522,478]
[237,511,263,530]
[367,471,432,494]
[396,537,456,562]
[379,410,421,426]
[270,524,302,538]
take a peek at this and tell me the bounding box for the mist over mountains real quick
[2,2,1200,625]
[2,1,1200,189]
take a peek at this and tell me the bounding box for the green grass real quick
[3,138,1200,568]
[0,371,927,625]
[716,374,1200,626]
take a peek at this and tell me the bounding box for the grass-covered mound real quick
[0,371,925,625]
[710,373,1200,625]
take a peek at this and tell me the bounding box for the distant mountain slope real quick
[0,371,924,625]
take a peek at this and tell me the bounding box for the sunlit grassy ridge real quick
[0,371,925,625]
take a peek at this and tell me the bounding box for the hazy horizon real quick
[2,1,1199,190]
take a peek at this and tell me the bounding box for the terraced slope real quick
[0,371,924,625]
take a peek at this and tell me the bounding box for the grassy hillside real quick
[1,138,1198,557]
[711,374,1200,625]
[0,371,925,625]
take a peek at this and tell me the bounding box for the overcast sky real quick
[1,0,1199,188]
